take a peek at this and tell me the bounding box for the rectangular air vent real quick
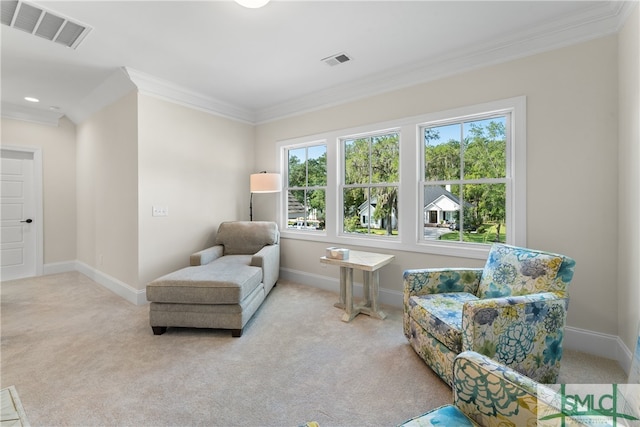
[1,0,91,49]
[321,52,352,67]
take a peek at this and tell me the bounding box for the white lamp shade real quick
[235,0,270,8]
[250,173,281,193]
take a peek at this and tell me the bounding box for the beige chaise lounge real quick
[146,221,280,337]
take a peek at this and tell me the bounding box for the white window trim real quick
[277,96,526,260]
[338,128,400,239]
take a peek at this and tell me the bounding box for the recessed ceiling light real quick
[49,106,60,111]
[24,96,40,103]
[235,0,270,8]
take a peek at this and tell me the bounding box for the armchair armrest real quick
[251,244,280,292]
[190,245,224,266]
[403,268,482,305]
[461,292,569,382]
[453,351,560,426]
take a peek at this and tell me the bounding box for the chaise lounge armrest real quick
[251,244,280,292]
[190,245,224,266]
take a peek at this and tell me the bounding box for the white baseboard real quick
[74,261,147,306]
[281,267,633,375]
[41,264,634,374]
[44,260,147,306]
[43,261,76,275]
[279,267,404,308]
[565,325,633,375]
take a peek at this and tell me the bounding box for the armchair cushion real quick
[403,243,575,386]
[477,243,564,298]
[408,292,479,353]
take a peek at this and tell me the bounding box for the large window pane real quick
[371,132,399,183]
[307,146,327,186]
[286,143,327,232]
[307,189,325,230]
[370,186,398,235]
[433,183,506,243]
[342,130,400,238]
[343,187,367,233]
[463,117,506,180]
[288,147,306,187]
[344,138,370,185]
[424,124,461,181]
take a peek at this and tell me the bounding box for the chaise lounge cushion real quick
[215,221,279,255]
[147,257,262,305]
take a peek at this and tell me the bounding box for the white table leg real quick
[362,270,371,308]
[334,266,347,309]
[358,270,387,320]
[341,267,360,322]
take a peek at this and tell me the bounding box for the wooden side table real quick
[320,250,395,322]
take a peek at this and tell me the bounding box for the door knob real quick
[20,219,33,223]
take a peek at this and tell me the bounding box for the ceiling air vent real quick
[1,0,91,49]
[321,52,352,67]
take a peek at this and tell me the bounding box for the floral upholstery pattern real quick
[403,243,575,386]
[408,292,479,352]
[399,351,582,427]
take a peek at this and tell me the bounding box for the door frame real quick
[1,144,44,278]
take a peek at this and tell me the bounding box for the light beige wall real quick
[256,36,619,335]
[1,117,77,264]
[618,4,640,354]
[76,91,139,287]
[137,94,255,287]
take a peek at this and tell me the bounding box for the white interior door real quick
[1,148,41,280]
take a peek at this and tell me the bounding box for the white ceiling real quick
[1,0,635,125]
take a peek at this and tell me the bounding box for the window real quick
[277,96,525,258]
[341,131,399,237]
[421,114,509,245]
[285,144,327,231]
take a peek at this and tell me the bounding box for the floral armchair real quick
[403,243,575,386]
[399,351,583,427]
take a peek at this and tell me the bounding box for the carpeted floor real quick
[0,271,628,426]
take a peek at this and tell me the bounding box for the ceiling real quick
[1,0,634,125]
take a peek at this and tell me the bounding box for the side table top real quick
[320,250,394,271]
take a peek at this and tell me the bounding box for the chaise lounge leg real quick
[152,326,167,335]
[231,329,243,338]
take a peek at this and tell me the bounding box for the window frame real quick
[281,140,328,235]
[419,112,510,246]
[339,128,400,239]
[277,96,526,260]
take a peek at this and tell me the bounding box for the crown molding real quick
[64,68,137,124]
[124,67,256,124]
[254,0,631,124]
[11,1,626,127]
[1,102,64,127]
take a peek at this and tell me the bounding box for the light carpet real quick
[0,272,627,426]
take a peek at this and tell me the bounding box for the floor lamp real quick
[250,171,281,221]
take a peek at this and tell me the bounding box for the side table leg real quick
[362,270,386,320]
[341,268,360,322]
[362,270,371,308]
[334,266,347,309]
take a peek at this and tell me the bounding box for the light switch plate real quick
[152,206,168,217]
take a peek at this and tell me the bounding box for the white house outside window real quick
[421,114,510,245]
[278,96,525,258]
[341,130,399,237]
[285,144,327,231]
